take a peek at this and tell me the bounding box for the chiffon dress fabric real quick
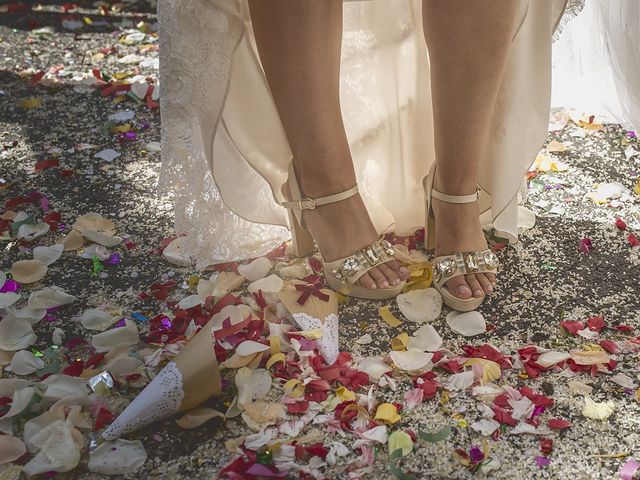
[158,0,585,269]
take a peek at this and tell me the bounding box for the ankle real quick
[434,172,478,196]
[294,163,357,198]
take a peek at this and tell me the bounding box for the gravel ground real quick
[1,3,640,480]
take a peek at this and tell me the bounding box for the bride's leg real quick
[249,0,409,289]
[422,0,518,299]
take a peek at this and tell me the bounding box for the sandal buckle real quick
[299,198,317,210]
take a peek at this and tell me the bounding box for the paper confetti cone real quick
[102,318,221,440]
[278,280,340,365]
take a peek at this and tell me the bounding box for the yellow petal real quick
[296,329,323,340]
[374,403,401,425]
[464,358,502,383]
[388,430,413,457]
[19,97,42,109]
[379,305,402,328]
[391,333,409,351]
[265,352,285,369]
[335,386,356,402]
[283,379,305,398]
[269,335,281,356]
[582,397,615,420]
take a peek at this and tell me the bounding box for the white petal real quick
[361,425,388,443]
[108,110,135,122]
[582,397,615,420]
[27,287,76,309]
[0,435,26,464]
[91,321,139,353]
[0,292,20,309]
[446,310,486,337]
[356,334,373,345]
[162,237,192,267]
[236,341,270,357]
[7,350,44,375]
[6,306,46,324]
[510,422,538,435]
[22,420,81,476]
[508,397,534,421]
[52,327,65,345]
[247,274,283,294]
[470,419,500,436]
[77,309,119,331]
[407,324,442,352]
[389,349,434,373]
[94,148,120,162]
[235,368,272,408]
[610,373,636,389]
[238,257,272,281]
[446,370,475,390]
[32,244,64,265]
[396,288,442,323]
[0,271,5,290]
[17,222,50,241]
[176,294,202,310]
[82,229,122,247]
[517,206,536,230]
[42,375,90,404]
[536,351,570,368]
[357,357,393,382]
[88,439,147,475]
[0,315,37,351]
[5,386,35,417]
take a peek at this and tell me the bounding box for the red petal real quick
[586,315,606,332]
[560,320,584,335]
[548,418,572,430]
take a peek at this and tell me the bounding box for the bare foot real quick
[432,196,496,299]
[282,183,409,290]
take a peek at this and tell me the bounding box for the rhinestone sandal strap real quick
[326,239,397,285]
[431,187,479,204]
[432,249,499,288]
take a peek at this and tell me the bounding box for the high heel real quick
[423,163,499,312]
[281,162,406,300]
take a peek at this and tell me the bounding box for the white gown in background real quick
[158,0,585,269]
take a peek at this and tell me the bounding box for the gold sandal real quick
[423,163,499,312]
[281,162,406,300]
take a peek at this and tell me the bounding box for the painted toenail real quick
[382,281,389,288]
[474,289,483,297]
[458,285,471,295]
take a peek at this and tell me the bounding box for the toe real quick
[379,263,401,286]
[386,259,410,280]
[358,272,377,290]
[485,272,497,287]
[477,273,493,295]
[465,274,484,298]
[368,267,389,289]
[445,276,472,299]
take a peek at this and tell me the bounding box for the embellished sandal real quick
[423,163,499,312]
[281,161,406,300]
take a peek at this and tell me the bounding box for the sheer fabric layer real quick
[159,0,582,268]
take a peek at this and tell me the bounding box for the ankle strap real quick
[431,186,479,204]
[281,184,359,210]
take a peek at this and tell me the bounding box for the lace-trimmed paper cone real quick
[102,319,221,440]
[278,281,340,365]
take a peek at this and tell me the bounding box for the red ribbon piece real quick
[295,280,329,305]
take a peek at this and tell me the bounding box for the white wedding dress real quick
[158,0,585,268]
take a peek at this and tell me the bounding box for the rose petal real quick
[10,259,47,284]
[88,438,146,475]
[162,237,192,267]
[247,274,283,294]
[0,292,20,309]
[610,373,637,389]
[17,222,50,241]
[396,288,442,323]
[175,407,225,429]
[58,229,84,251]
[0,315,37,351]
[237,257,272,281]
[91,320,139,353]
[82,229,123,247]
[0,435,27,464]
[7,350,44,375]
[582,397,615,420]
[27,286,76,309]
[73,213,116,235]
[446,370,475,390]
[235,367,272,407]
[357,357,393,382]
[32,244,64,265]
[390,349,434,373]
[446,310,486,337]
[470,419,500,436]
[176,294,202,310]
[77,309,120,331]
[407,324,442,352]
[362,425,388,443]
[536,351,570,368]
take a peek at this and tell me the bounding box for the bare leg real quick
[423,0,518,299]
[249,0,409,289]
